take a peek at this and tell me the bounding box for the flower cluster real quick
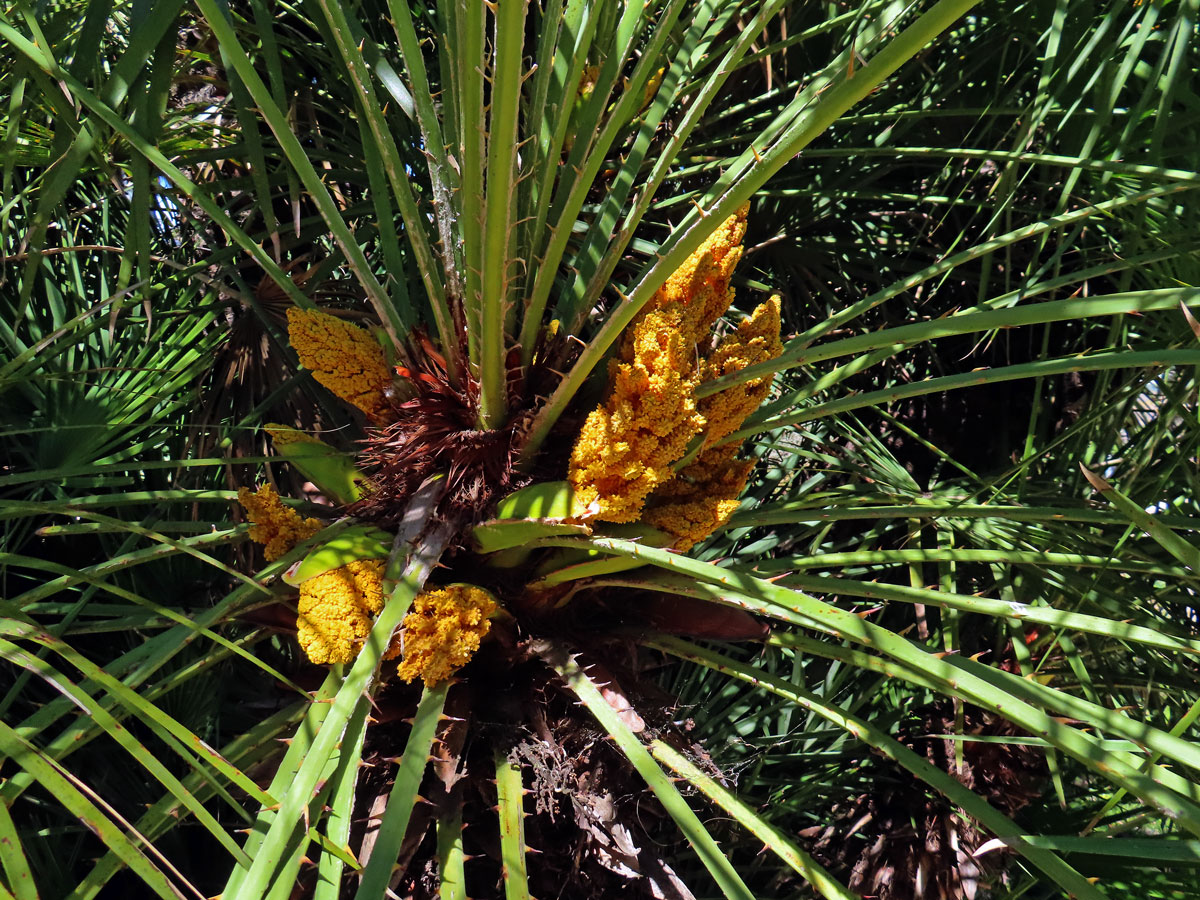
[285,307,393,421]
[644,448,754,551]
[293,564,496,683]
[569,206,748,523]
[296,559,389,666]
[569,304,704,522]
[237,484,322,561]
[397,585,497,686]
[569,208,784,550]
[640,295,784,549]
[650,205,749,341]
[697,295,783,445]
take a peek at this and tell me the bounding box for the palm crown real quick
[3,1,1200,898]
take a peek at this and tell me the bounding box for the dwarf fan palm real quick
[3,1,1200,898]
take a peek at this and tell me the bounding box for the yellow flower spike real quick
[569,207,751,523]
[237,484,322,561]
[285,307,393,421]
[699,295,784,444]
[569,306,705,522]
[643,446,754,551]
[638,290,781,550]
[397,585,498,687]
[651,203,749,340]
[296,559,386,666]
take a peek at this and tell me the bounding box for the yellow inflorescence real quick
[237,484,322,561]
[397,586,497,686]
[285,307,393,421]
[650,204,748,340]
[569,206,749,523]
[296,559,386,666]
[698,295,783,445]
[644,447,753,551]
[570,305,704,522]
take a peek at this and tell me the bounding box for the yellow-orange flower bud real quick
[643,446,753,551]
[650,204,748,341]
[397,585,497,686]
[237,484,322,561]
[699,295,783,444]
[569,207,750,523]
[296,559,386,665]
[285,307,393,421]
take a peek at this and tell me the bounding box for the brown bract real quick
[349,331,522,529]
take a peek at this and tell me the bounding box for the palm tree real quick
[3,1,1200,898]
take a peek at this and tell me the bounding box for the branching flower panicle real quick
[569,304,704,522]
[649,203,748,340]
[644,447,755,551]
[569,206,749,523]
[698,295,783,444]
[237,484,322,561]
[397,585,497,687]
[644,295,783,549]
[264,423,321,449]
[296,559,387,665]
[285,307,393,420]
